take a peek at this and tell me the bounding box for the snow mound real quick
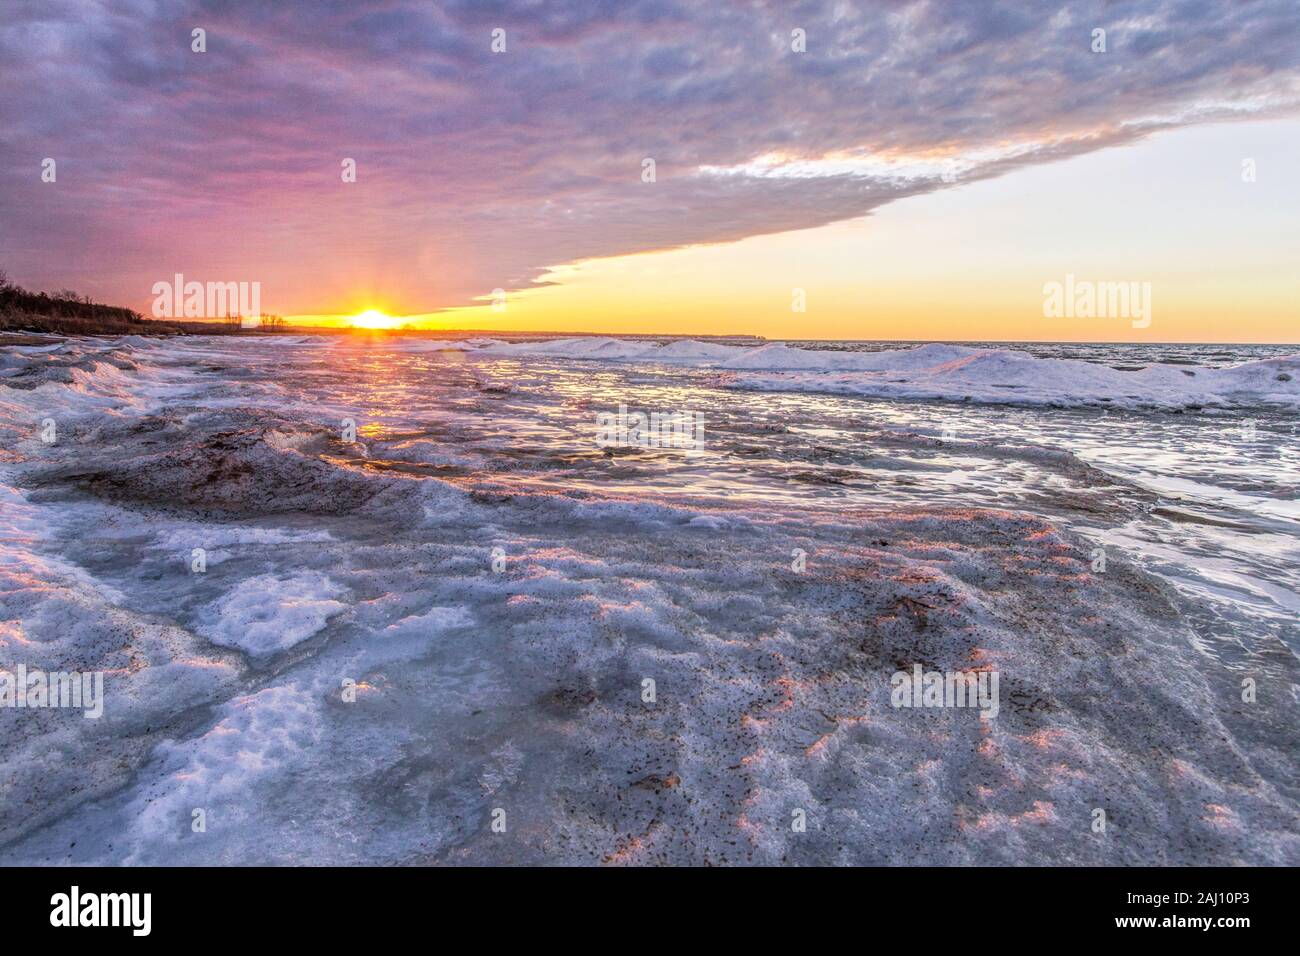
[473,336,1299,410]
[196,571,347,658]
[733,350,1300,410]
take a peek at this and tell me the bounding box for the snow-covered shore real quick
[464,337,1300,411]
[1,335,1296,864]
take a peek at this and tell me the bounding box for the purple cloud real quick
[1,0,1298,314]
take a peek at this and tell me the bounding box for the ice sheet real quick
[1,334,1295,865]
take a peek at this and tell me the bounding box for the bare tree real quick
[260,312,287,330]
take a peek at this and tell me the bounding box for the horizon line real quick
[266,323,1300,347]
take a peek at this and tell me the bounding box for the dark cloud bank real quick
[1,0,1297,312]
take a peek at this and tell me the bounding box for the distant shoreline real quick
[3,323,1297,349]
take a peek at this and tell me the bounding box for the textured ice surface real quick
[728,351,1300,411]
[196,571,347,659]
[474,337,1300,410]
[1,335,1296,865]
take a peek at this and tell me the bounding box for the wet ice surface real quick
[0,334,1297,865]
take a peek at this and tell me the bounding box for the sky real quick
[1,0,1298,341]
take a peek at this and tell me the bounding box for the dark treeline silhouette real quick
[0,270,145,326]
[0,269,279,336]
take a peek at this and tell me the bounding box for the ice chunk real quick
[195,571,347,658]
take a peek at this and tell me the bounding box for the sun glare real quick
[349,309,397,329]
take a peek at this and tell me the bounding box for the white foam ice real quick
[731,349,1300,410]
[0,466,244,851]
[149,525,337,566]
[195,571,347,658]
[120,683,323,864]
[478,335,745,363]
[471,337,1300,411]
[1,333,1296,866]
[0,469,127,605]
[718,340,978,371]
[383,605,474,638]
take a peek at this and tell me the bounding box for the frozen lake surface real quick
[1,333,1296,864]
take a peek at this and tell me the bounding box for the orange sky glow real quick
[297,119,1299,343]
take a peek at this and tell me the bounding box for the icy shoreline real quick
[1,335,1296,865]
[465,337,1300,412]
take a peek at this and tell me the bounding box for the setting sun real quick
[349,309,397,329]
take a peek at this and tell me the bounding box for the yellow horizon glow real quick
[278,119,1299,344]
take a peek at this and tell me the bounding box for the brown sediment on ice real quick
[1,335,1296,865]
